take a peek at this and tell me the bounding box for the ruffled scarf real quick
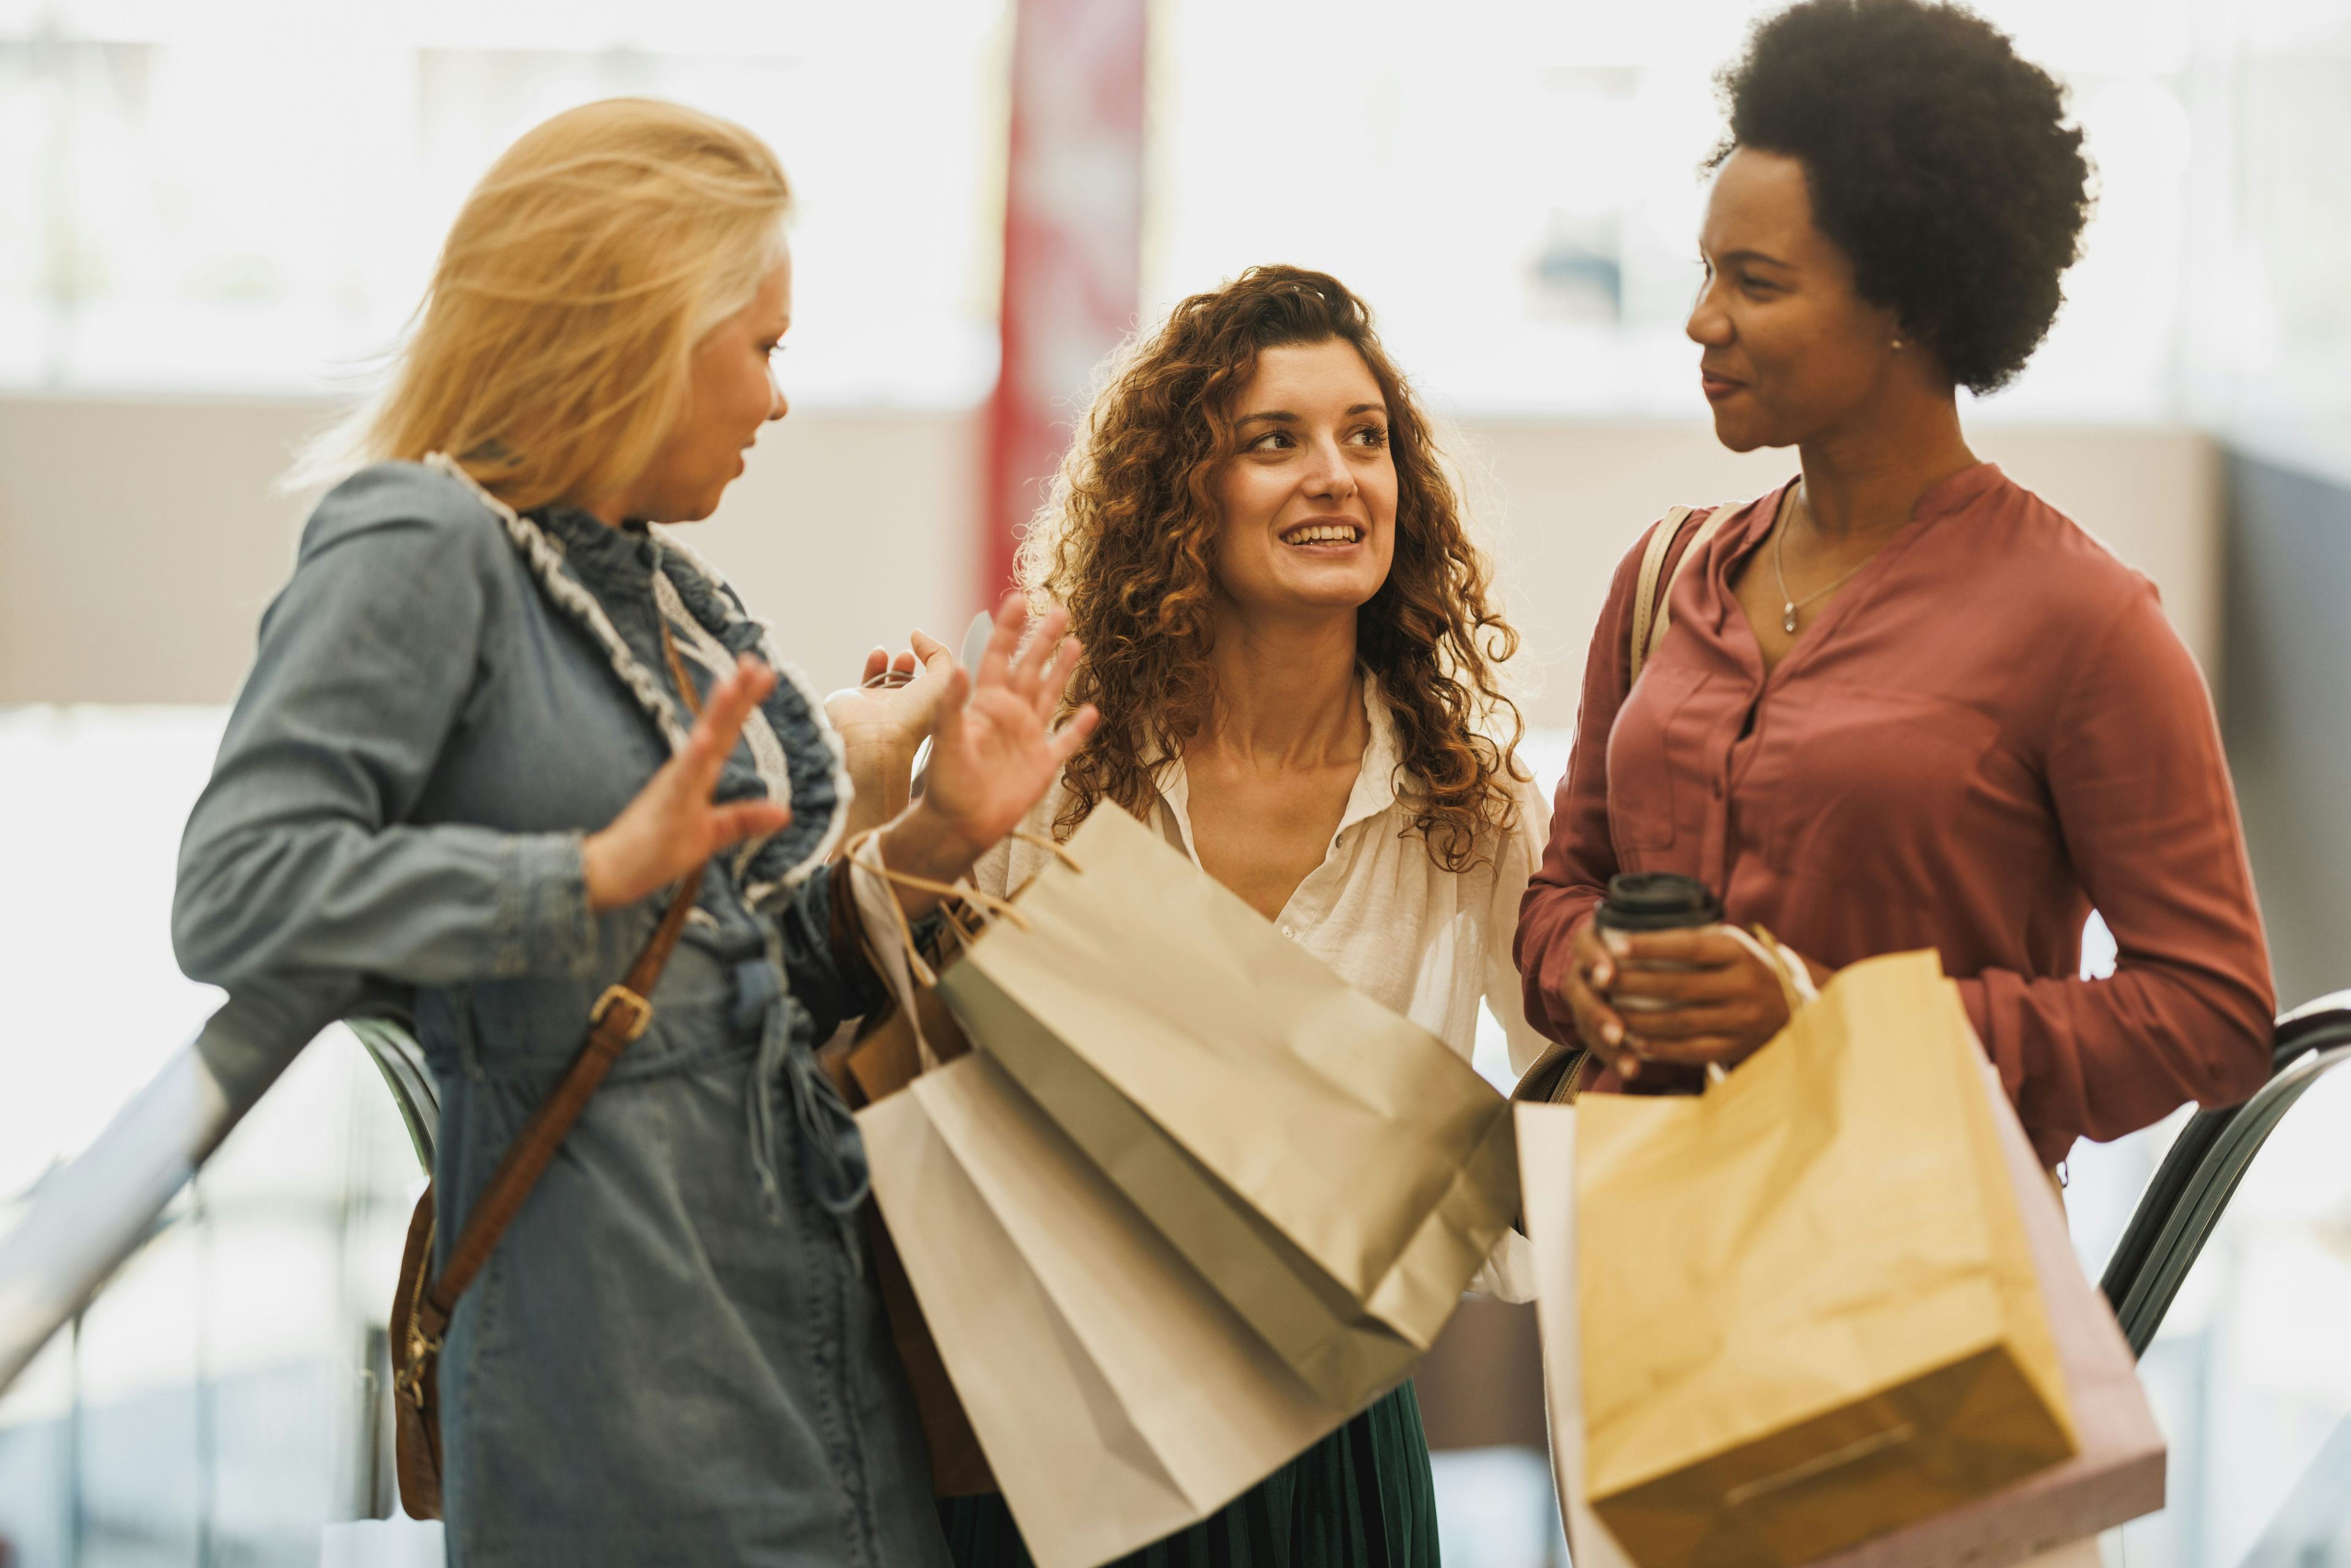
[425,453,850,902]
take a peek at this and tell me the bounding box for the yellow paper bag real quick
[1575,951,2076,1567]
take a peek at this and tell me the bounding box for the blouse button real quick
[1280,924,1298,939]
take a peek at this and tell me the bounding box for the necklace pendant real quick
[1782,602,1799,634]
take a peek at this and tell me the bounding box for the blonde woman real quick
[173,100,1092,1565]
[844,266,1543,1567]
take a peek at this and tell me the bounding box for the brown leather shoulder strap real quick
[419,871,702,1329]
[418,615,714,1335]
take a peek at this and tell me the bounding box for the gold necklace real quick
[1771,486,1874,634]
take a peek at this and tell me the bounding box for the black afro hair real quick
[1712,0,2094,394]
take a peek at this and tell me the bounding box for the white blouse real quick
[970,677,1548,1300]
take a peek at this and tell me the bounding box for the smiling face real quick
[618,243,793,523]
[1207,338,1398,621]
[1688,148,1910,453]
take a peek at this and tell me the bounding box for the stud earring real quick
[1891,337,1906,350]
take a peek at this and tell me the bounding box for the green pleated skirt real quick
[937,1381,1439,1568]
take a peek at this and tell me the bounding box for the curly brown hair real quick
[1021,264,1525,871]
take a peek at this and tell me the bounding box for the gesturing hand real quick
[877,595,1098,900]
[825,630,958,774]
[825,630,959,835]
[582,654,793,912]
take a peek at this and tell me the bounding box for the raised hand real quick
[582,654,793,912]
[877,595,1097,902]
[825,631,958,833]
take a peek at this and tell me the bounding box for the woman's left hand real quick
[877,596,1097,902]
[827,629,958,832]
[1599,927,1820,1071]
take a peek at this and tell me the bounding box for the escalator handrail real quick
[2113,1038,2351,1357]
[2103,1000,2351,1358]
[345,1016,438,1176]
[2097,992,2351,1330]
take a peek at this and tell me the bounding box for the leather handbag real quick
[388,620,711,1520]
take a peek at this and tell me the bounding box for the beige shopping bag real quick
[1526,951,2161,1568]
[932,801,1519,1411]
[860,1052,1350,1568]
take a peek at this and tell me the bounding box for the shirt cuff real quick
[1468,1228,1539,1304]
[503,831,598,980]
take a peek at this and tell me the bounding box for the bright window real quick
[1,0,2345,429]
[1149,0,2203,421]
[0,1,1010,403]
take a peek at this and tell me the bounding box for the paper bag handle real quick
[1676,926,1818,1089]
[842,828,1026,1071]
[1010,829,1084,875]
[1728,923,1819,1017]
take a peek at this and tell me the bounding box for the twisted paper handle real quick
[1707,923,1820,1087]
[1728,923,1820,1015]
[839,828,1083,1072]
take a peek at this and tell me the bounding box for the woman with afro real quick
[1518,0,2275,1167]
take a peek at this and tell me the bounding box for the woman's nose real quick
[1303,437,1355,498]
[767,373,789,422]
[1687,287,1733,348]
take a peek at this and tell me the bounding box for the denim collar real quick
[426,454,850,898]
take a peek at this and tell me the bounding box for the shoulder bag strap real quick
[1626,503,1736,689]
[415,617,714,1341]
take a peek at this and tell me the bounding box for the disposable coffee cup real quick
[1595,872,1723,1095]
[1594,872,1723,988]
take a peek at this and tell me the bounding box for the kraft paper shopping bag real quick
[1522,956,2162,1568]
[860,1052,1351,1568]
[1571,951,2075,1562]
[934,801,1518,1410]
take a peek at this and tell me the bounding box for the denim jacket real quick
[173,459,946,1567]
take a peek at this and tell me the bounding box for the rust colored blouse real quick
[1515,463,2275,1163]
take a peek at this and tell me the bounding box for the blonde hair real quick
[297,98,791,511]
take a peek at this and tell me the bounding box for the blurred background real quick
[2,0,2349,1563]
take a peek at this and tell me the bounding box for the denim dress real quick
[173,459,947,1567]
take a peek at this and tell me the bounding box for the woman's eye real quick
[1249,431,1291,451]
[1350,426,1389,449]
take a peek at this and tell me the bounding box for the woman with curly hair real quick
[840,264,1547,1564]
[1518,0,2274,1163]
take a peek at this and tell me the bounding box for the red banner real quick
[983,0,1149,604]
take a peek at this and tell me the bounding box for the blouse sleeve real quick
[1488,765,1559,1080]
[1957,585,2274,1147]
[779,861,897,1041]
[1513,522,1666,1048]
[173,484,598,1097]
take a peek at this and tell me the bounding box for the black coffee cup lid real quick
[1596,872,1723,931]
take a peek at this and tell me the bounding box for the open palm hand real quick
[911,596,1097,865]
